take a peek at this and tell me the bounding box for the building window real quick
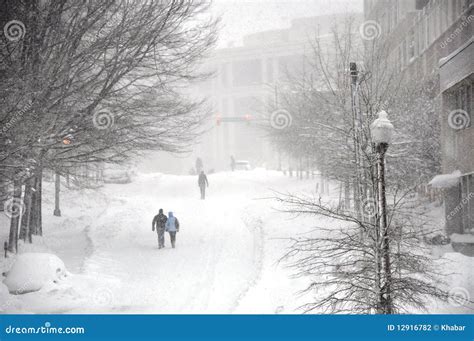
[427,14,432,45]
[452,0,458,22]
[441,1,448,30]
[455,82,473,128]
[408,29,415,61]
[420,19,426,51]
[220,63,229,88]
[462,0,472,12]
[266,58,274,84]
[460,174,474,234]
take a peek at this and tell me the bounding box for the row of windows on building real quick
[391,0,472,73]
[460,173,474,233]
[454,81,472,126]
[214,54,306,88]
[450,79,473,161]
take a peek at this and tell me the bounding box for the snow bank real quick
[429,170,461,188]
[451,233,474,243]
[3,253,67,294]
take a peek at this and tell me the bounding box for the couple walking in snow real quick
[152,209,180,249]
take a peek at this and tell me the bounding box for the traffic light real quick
[244,114,251,125]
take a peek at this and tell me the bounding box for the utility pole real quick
[350,62,363,221]
[371,111,395,314]
[53,172,61,217]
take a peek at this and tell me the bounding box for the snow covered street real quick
[1,170,314,313]
[1,169,473,314]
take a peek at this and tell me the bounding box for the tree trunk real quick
[53,172,61,216]
[7,180,22,253]
[0,179,8,213]
[344,182,351,209]
[37,165,43,236]
[30,165,43,236]
[19,179,33,242]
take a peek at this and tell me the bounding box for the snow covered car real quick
[235,160,251,171]
[102,165,133,184]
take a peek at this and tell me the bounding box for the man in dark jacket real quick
[198,171,209,200]
[152,208,167,249]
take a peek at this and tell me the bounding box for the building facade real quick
[190,14,362,172]
[364,0,473,237]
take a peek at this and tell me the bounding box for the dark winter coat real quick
[198,173,208,187]
[152,213,168,232]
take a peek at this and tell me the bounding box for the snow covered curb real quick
[3,253,67,294]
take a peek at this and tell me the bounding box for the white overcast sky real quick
[211,0,363,47]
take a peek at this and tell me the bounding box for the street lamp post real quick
[370,110,395,314]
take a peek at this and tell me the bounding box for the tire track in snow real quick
[230,202,266,313]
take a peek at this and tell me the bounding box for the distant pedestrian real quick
[165,211,180,248]
[195,157,203,174]
[152,208,167,249]
[230,156,236,172]
[198,171,209,200]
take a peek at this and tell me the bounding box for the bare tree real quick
[264,16,448,314]
[0,0,217,251]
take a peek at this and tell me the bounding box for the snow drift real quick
[3,253,67,294]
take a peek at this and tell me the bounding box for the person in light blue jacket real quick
[165,211,180,248]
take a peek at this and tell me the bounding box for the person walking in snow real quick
[165,211,180,248]
[152,208,167,249]
[230,155,236,172]
[198,170,209,200]
[195,157,203,174]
